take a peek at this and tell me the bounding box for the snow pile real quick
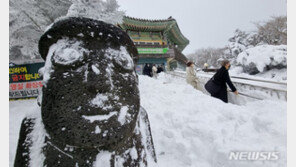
[139,73,286,167]
[10,73,286,167]
[236,45,287,74]
[254,68,287,81]
[27,114,47,167]
[9,100,44,167]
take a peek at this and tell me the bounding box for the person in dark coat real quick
[142,63,150,76]
[211,60,238,103]
[157,65,164,73]
[148,64,153,77]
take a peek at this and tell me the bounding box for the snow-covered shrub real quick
[236,45,287,74]
[228,29,248,56]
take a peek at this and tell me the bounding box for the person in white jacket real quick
[152,64,158,78]
[186,61,202,90]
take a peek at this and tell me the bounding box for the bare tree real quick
[255,16,287,45]
[187,47,231,68]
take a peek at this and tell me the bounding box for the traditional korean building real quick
[118,16,189,74]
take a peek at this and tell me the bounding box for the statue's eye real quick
[48,39,88,67]
[52,48,84,66]
[105,47,134,71]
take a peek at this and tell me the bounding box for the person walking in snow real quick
[186,61,202,90]
[204,63,209,70]
[206,60,238,103]
[152,64,158,78]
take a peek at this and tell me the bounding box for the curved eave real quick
[165,24,189,51]
[120,16,189,51]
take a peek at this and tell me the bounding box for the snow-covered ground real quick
[9,99,39,166]
[10,73,286,167]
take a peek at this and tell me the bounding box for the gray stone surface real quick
[14,17,156,167]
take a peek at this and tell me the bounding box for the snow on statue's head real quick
[38,17,139,150]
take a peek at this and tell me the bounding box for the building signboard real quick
[137,48,168,54]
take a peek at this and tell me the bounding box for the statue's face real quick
[41,38,140,149]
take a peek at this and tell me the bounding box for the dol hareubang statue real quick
[14,17,157,167]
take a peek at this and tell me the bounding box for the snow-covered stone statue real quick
[14,17,157,167]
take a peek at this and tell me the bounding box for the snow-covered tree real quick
[227,16,287,60]
[9,0,72,63]
[9,0,124,63]
[67,0,124,25]
[227,29,262,57]
[188,16,287,76]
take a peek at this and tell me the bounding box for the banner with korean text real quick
[9,62,45,99]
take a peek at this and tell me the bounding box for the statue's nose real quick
[85,63,112,94]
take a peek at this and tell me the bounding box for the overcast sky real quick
[117,0,287,55]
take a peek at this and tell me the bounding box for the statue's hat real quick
[38,17,138,61]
